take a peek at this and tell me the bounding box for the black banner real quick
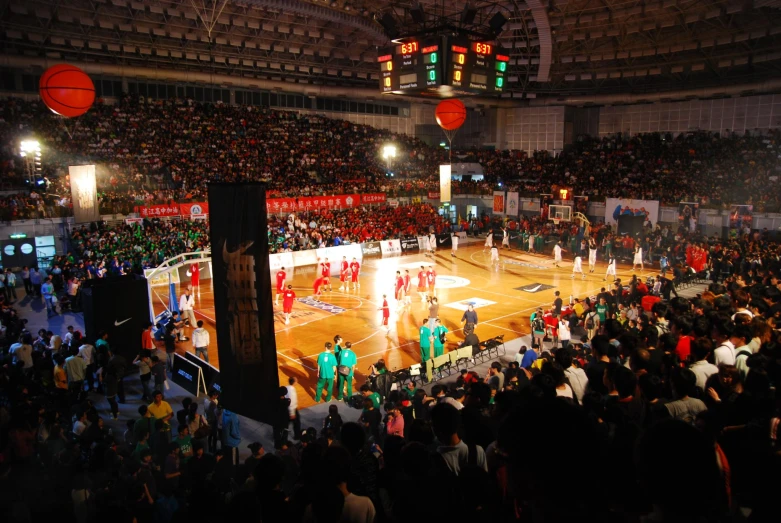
[172,354,202,396]
[208,183,279,424]
[400,237,419,253]
[617,214,645,238]
[435,233,452,248]
[82,276,151,362]
[492,230,504,242]
[184,352,220,393]
[361,241,381,257]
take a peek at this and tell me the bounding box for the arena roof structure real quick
[2,0,781,103]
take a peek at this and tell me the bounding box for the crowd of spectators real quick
[3,96,781,223]
[3,224,781,522]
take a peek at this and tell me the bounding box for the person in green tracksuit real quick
[335,341,356,401]
[420,320,433,383]
[419,320,432,362]
[333,335,343,362]
[315,342,336,403]
[432,318,448,358]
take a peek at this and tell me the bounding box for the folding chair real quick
[425,358,434,383]
[448,350,459,371]
[493,335,506,357]
[432,354,451,379]
[455,346,472,370]
[408,364,422,385]
[484,337,501,360]
[474,341,490,364]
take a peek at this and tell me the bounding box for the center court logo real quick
[504,260,548,270]
[435,276,470,289]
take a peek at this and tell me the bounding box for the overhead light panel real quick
[489,12,508,36]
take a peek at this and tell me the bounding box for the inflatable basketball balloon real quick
[39,64,95,118]
[435,99,467,131]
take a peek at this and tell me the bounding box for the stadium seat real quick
[432,354,451,379]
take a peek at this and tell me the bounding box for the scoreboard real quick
[378,36,508,97]
[448,40,509,94]
[378,37,444,95]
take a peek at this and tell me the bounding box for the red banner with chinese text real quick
[265,194,362,214]
[361,193,387,204]
[427,192,441,200]
[137,204,181,218]
[179,202,209,216]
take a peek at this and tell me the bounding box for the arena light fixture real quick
[20,139,40,156]
[382,144,397,160]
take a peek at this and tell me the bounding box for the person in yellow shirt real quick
[147,390,174,438]
[572,298,585,318]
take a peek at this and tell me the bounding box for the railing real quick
[145,251,212,281]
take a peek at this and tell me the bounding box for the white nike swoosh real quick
[114,318,131,326]
[524,285,542,292]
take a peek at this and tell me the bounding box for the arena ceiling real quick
[2,0,781,101]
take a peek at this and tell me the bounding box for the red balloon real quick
[39,64,95,118]
[435,99,467,131]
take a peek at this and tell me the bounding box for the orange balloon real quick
[435,99,466,131]
[39,64,95,118]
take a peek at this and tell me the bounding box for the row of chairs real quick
[409,335,506,384]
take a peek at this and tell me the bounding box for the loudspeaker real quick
[461,4,477,25]
[379,13,399,39]
[410,4,425,24]
[489,12,508,35]
[82,276,151,361]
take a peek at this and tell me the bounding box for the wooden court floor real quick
[151,243,647,409]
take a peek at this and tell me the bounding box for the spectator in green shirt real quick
[596,297,609,324]
[335,341,357,400]
[175,425,193,464]
[420,320,432,362]
[360,384,381,410]
[315,342,336,403]
[432,318,448,358]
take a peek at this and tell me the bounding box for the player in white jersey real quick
[588,238,597,273]
[502,227,510,249]
[490,245,500,265]
[632,244,644,272]
[484,232,493,252]
[451,233,458,257]
[429,232,437,257]
[605,255,617,281]
[553,242,563,268]
[571,255,585,280]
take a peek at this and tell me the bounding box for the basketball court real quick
[148,239,644,410]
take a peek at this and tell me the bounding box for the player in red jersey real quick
[394,271,405,310]
[403,269,412,306]
[349,257,361,290]
[281,284,296,325]
[190,262,200,297]
[379,294,390,334]
[275,267,287,306]
[417,265,427,303]
[313,276,326,300]
[320,258,332,291]
[338,256,349,291]
[426,266,437,298]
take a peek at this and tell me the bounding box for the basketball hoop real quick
[552,218,561,226]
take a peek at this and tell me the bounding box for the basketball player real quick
[379,294,390,335]
[313,276,326,300]
[632,243,644,272]
[403,270,412,305]
[349,257,360,290]
[429,231,437,257]
[571,254,585,280]
[588,238,598,273]
[484,231,493,252]
[490,244,500,266]
[321,258,332,291]
[451,233,458,257]
[275,267,287,306]
[553,241,563,268]
[282,284,296,325]
[426,266,437,298]
[417,265,428,303]
[190,262,200,298]
[394,271,405,310]
[502,227,510,249]
[605,254,617,282]
[339,256,349,291]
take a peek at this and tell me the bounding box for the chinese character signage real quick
[266,194,361,214]
[69,165,100,223]
[361,193,387,204]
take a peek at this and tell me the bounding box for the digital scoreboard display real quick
[448,40,508,94]
[378,36,508,97]
[378,37,443,95]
